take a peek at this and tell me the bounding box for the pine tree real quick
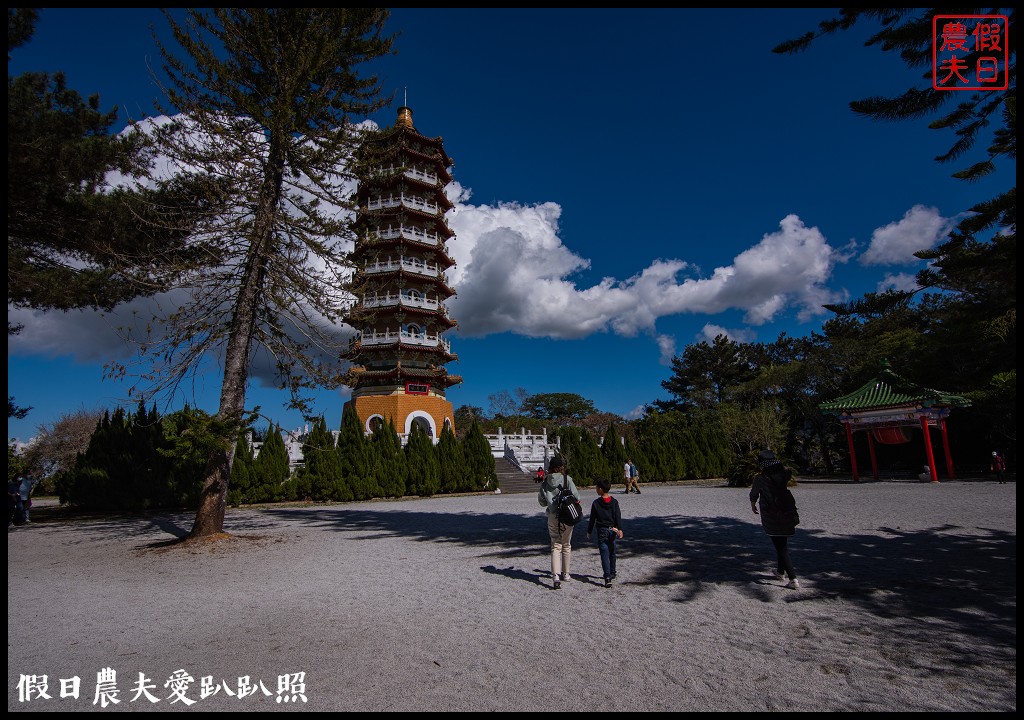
[556,426,602,487]
[156,406,219,509]
[62,408,131,510]
[338,404,377,500]
[600,421,628,484]
[113,9,395,537]
[298,417,345,502]
[370,418,406,498]
[129,400,167,510]
[7,9,215,319]
[252,425,291,502]
[694,421,731,479]
[775,10,1016,459]
[103,407,135,510]
[227,433,254,505]
[437,424,467,493]
[462,420,497,491]
[405,423,440,497]
[659,335,755,412]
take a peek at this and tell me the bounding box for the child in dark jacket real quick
[587,477,623,587]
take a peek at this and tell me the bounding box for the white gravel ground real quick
[7,479,1016,712]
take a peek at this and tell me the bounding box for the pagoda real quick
[818,359,970,482]
[342,106,462,442]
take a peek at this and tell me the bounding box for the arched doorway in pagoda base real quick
[819,360,971,483]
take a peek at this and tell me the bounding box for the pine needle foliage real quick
[110,9,395,536]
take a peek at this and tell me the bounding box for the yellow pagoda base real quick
[345,392,455,441]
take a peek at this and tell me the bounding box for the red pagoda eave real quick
[343,363,462,386]
[394,133,454,166]
[347,342,457,362]
[358,205,451,224]
[364,134,453,168]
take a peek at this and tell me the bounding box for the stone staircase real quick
[494,457,537,494]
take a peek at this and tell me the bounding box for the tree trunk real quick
[188,141,286,538]
[818,429,834,475]
[190,442,232,537]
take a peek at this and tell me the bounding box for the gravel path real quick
[7,479,1016,712]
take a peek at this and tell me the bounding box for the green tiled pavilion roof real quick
[819,359,971,414]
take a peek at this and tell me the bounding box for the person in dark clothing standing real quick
[587,477,623,588]
[990,451,1007,483]
[749,450,801,589]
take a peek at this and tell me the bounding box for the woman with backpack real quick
[538,455,580,589]
[749,450,801,589]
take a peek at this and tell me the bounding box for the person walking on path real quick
[538,455,580,589]
[622,459,632,494]
[17,474,35,524]
[749,450,801,589]
[8,477,22,526]
[587,477,623,588]
[625,460,641,494]
[990,451,1007,483]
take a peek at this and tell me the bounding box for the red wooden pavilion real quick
[818,359,971,482]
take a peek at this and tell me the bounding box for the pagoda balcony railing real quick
[370,164,442,187]
[371,224,442,247]
[367,194,441,216]
[362,292,445,312]
[354,330,451,353]
[404,166,440,186]
[363,257,442,279]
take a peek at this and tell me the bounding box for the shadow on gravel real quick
[254,502,1015,658]
[22,490,1015,663]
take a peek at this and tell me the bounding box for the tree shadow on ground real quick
[28,497,1014,659]
[256,504,1015,654]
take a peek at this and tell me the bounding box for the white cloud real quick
[655,334,676,366]
[11,116,856,380]
[859,204,952,266]
[449,208,844,339]
[623,405,646,421]
[697,324,756,344]
[7,287,357,392]
[876,272,920,293]
[10,201,850,370]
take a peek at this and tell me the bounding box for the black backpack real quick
[554,481,583,526]
[763,474,800,527]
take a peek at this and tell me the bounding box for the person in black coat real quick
[749,450,801,589]
[586,477,623,587]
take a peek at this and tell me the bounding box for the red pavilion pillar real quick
[866,430,880,481]
[940,416,955,480]
[844,422,859,482]
[921,414,939,483]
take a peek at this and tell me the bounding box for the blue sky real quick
[7,8,1012,443]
